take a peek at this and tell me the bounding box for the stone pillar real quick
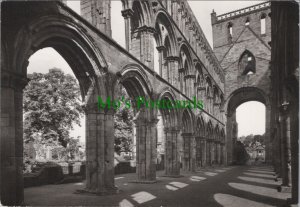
[84,108,117,194]
[1,72,28,205]
[166,56,179,87]
[190,135,196,171]
[156,46,165,77]
[265,105,272,163]
[289,100,299,203]
[121,9,134,51]
[182,133,195,171]
[135,117,158,182]
[81,0,112,37]
[217,142,221,165]
[164,128,181,177]
[202,138,207,167]
[140,26,156,69]
[226,112,236,165]
[206,141,211,166]
[278,103,292,192]
[195,137,202,169]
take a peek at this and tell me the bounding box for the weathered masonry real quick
[1,0,298,206]
[1,1,226,205]
[211,2,272,165]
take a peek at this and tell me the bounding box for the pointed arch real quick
[239,50,256,75]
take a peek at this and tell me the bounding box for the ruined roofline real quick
[181,1,225,83]
[214,1,270,24]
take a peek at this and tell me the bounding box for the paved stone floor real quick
[24,165,292,206]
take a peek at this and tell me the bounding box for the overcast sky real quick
[27,1,266,140]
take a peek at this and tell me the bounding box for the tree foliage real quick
[23,68,84,147]
[114,87,134,155]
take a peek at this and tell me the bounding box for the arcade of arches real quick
[1,0,298,205]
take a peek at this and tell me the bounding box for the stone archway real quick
[224,87,271,165]
[181,108,195,171]
[1,13,110,204]
[157,89,180,177]
[114,64,157,183]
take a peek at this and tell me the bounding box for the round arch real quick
[157,89,179,128]
[225,87,269,117]
[181,108,195,133]
[154,10,178,56]
[13,15,107,100]
[115,64,153,112]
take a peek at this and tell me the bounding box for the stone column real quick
[278,103,292,192]
[290,102,299,203]
[139,26,156,70]
[182,133,193,171]
[265,105,272,163]
[84,108,117,195]
[166,56,179,87]
[121,9,134,51]
[156,46,166,77]
[1,72,28,205]
[190,135,196,172]
[206,141,211,166]
[202,138,207,167]
[217,142,221,165]
[195,137,202,169]
[81,1,112,37]
[164,128,181,177]
[135,117,158,182]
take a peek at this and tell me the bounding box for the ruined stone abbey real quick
[1,0,298,205]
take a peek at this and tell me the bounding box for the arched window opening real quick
[239,50,256,75]
[184,61,189,96]
[227,22,233,41]
[131,1,144,32]
[260,14,266,35]
[179,45,192,96]
[153,39,160,75]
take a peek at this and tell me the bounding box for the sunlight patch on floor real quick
[215,169,226,172]
[204,172,218,176]
[249,167,273,172]
[131,191,156,204]
[115,177,125,180]
[228,183,290,200]
[190,176,207,182]
[214,193,274,207]
[243,172,275,178]
[74,182,83,186]
[169,182,189,188]
[238,176,278,185]
[247,170,274,174]
[119,199,134,207]
[166,185,179,191]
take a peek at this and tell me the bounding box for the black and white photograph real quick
[1,0,299,206]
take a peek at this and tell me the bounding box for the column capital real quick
[1,70,29,91]
[121,9,134,18]
[197,86,206,91]
[181,132,194,137]
[133,117,159,126]
[164,127,180,133]
[156,45,166,52]
[165,56,180,62]
[184,74,196,80]
[178,68,185,73]
[136,25,156,34]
